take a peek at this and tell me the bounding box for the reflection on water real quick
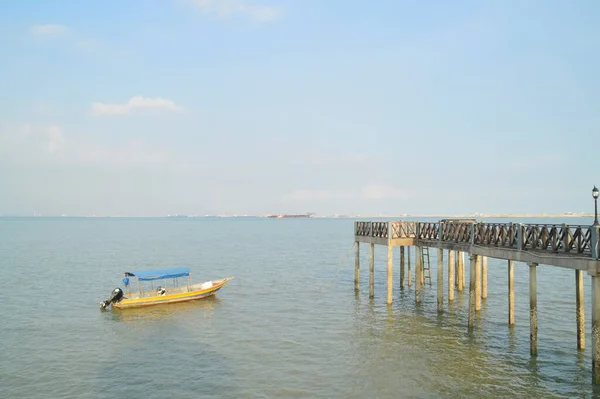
[107,296,221,325]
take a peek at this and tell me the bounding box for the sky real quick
[0,0,599,217]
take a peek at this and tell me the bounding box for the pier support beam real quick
[387,245,393,305]
[354,241,360,291]
[468,254,478,330]
[475,255,482,311]
[400,247,405,290]
[508,260,515,326]
[437,248,443,313]
[369,243,374,299]
[576,269,585,350]
[529,262,538,356]
[448,250,455,302]
[407,247,412,287]
[415,246,422,303]
[482,256,488,300]
[592,275,600,384]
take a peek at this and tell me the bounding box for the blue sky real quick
[0,0,599,216]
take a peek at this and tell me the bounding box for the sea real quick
[0,216,598,398]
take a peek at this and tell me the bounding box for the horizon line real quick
[0,212,595,219]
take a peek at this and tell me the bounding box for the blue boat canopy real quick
[125,267,191,281]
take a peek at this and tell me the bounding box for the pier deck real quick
[353,219,600,384]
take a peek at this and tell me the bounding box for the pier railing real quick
[355,221,418,239]
[355,220,600,257]
[391,221,417,238]
[440,221,474,243]
[355,221,390,238]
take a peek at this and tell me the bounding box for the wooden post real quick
[415,246,422,303]
[354,241,360,291]
[482,256,488,300]
[407,246,412,287]
[592,227,600,384]
[420,248,425,286]
[369,243,374,299]
[437,248,443,313]
[387,245,393,305]
[468,253,477,330]
[454,251,459,290]
[529,262,538,356]
[592,274,600,384]
[461,252,466,290]
[448,250,455,302]
[475,255,481,311]
[400,246,405,289]
[454,251,459,288]
[576,269,585,350]
[508,260,515,326]
[457,251,465,292]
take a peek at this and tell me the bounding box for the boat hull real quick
[112,277,233,309]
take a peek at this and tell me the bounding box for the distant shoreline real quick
[341,214,595,219]
[0,213,594,219]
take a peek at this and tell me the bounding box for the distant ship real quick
[268,213,315,219]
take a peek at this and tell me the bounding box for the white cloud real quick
[1,124,185,171]
[69,139,173,169]
[45,125,65,154]
[31,24,70,37]
[188,0,282,23]
[91,96,183,116]
[28,24,121,58]
[18,124,65,154]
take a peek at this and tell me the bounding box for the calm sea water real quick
[0,217,598,398]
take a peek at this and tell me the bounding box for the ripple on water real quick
[0,218,598,398]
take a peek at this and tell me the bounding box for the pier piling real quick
[529,262,538,356]
[369,243,374,299]
[457,251,465,292]
[354,241,360,291]
[387,245,393,305]
[592,275,600,384]
[437,248,443,313]
[475,255,481,311]
[461,253,466,290]
[576,269,585,350]
[454,251,459,288]
[420,250,425,286]
[508,260,515,326]
[468,254,477,330]
[407,247,412,287]
[448,250,455,302]
[482,256,488,300]
[415,246,422,303]
[400,246,405,289]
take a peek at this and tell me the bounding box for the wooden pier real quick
[353,219,600,384]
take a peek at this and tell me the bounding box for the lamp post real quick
[593,185,599,226]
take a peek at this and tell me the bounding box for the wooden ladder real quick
[422,247,432,286]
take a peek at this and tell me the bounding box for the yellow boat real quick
[100,267,234,310]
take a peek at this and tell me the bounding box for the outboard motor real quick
[100,287,124,309]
